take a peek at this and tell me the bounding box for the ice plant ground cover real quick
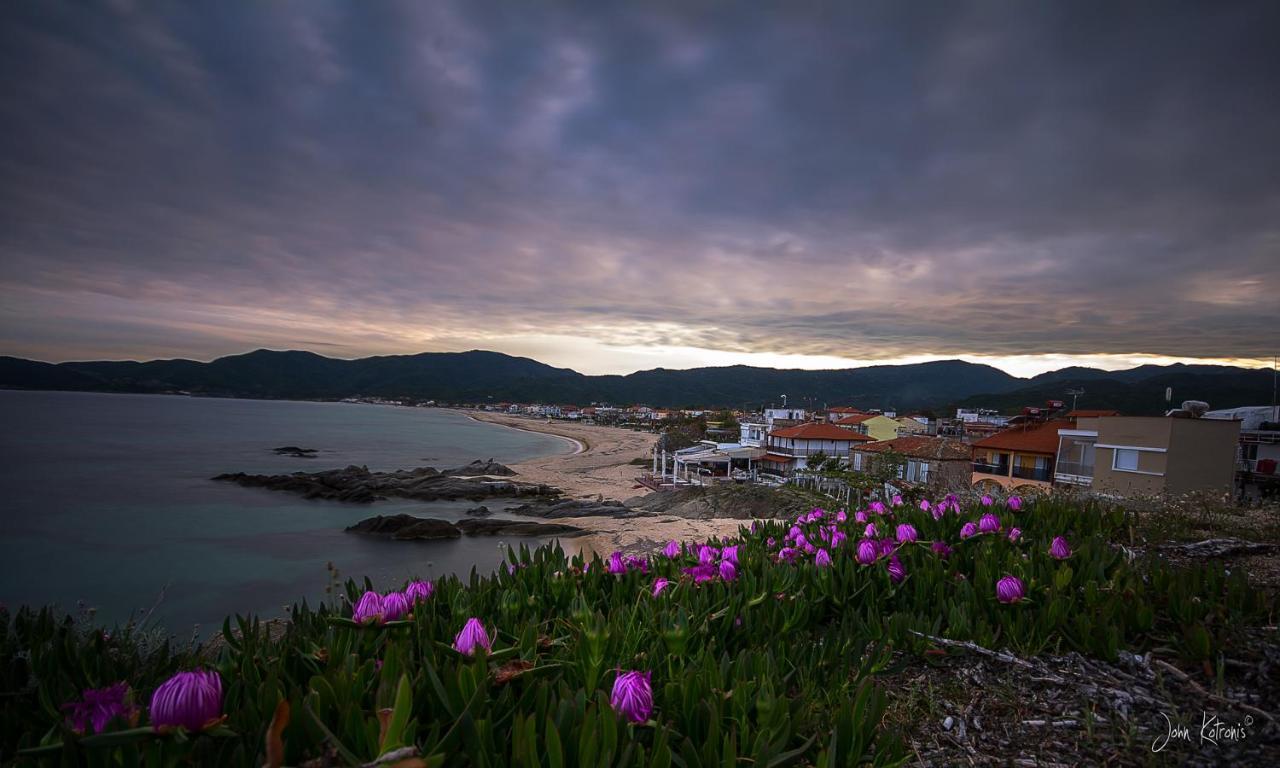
[1,496,1274,766]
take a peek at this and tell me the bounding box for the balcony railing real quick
[1011,465,1054,482]
[972,462,1009,476]
[767,446,843,457]
[1054,460,1094,478]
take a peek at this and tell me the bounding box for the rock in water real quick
[272,446,319,457]
[212,463,554,503]
[445,459,517,476]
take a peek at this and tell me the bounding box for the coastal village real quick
[429,397,1279,503]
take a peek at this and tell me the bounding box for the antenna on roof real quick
[1066,388,1084,412]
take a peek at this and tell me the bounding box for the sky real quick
[1,1,1277,378]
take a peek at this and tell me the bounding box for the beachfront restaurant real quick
[669,441,767,484]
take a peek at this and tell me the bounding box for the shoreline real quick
[463,412,587,456]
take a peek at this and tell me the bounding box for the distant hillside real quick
[954,364,1277,415]
[1,349,1271,412]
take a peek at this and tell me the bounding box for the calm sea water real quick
[0,390,574,635]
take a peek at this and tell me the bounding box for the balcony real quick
[1054,460,1094,484]
[1011,464,1054,482]
[972,461,1010,476]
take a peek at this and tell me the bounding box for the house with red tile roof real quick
[833,413,902,441]
[851,436,973,490]
[762,422,875,474]
[971,419,1075,492]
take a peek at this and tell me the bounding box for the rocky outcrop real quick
[445,459,516,476]
[623,484,812,520]
[465,505,493,517]
[506,498,654,519]
[212,462,554,503]
[273,446,318,457]
[345,513,583,540]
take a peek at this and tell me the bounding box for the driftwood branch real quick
[909,630,1035,668]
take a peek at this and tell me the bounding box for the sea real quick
[0,390,575,635]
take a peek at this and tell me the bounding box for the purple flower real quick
[453,617,493,656]
[815,548,833,567]
[864,523,878,538]
[788,525,803,540]
[794,533,809,549]
[1050,536,1072,560]
[896,524,918,544]
[149,670,223,732]
[1007,527,1022,543]
[978,513,1001,534]
[624,555,650,574]
[892,494,904,507]
[887,556,906,584]
[830,530,847,548]
[766,537,777,548]
[981,494,994,506]
[718,559,738,581]
[959,522,977,539]
[1007,495,1023,511]
[652,577,673,596]
[63,682,137,735]
[663,540,681,558]
[931,505,944,521]
[605,551,627,575]
[698,545,718,565]
[381,591,411,622]
[854,511,868,524]
[684,562,718,582]
[931,541,953,559]
[996,575,1026,604]
[777,547,799,563]
[919,499,931,512]
[352,591,384,625]
[870,501,887,515]
[405,580,434,603]
[610,670,653,723]
[802,542,817,555]
[811,508,826,520]
[856,539,878,565]
[835,510,848,523]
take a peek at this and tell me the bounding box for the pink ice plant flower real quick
[864,523,878,538]
[149,670,223,733]
[896,524,918,544]
[605,551,627,575]
[996,575,1026,604]
[652,578,673,596]
[610,671,654,723]
[854,511,868,524]
[453,618,493,656]
[931,541,953,559]
[856,539,878,565]
[892,494,904,506]
[380,591,411,622]
[351,591,384,625]
[663,540,681,558]
[919,499,931,512]
[887,556,906,584]
[959,522,978,539]
[1007,527,1022,543]
[718,559,738,581]
[1007,495,1023,511]
[981,494,994,506]
[815,548,833,567]
[835,510,848,522]
[63,682,138,735]
[978,513,1001,534]
[1050,536,1072,559]
[405,580,434,603]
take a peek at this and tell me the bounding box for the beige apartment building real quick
[1055,415,1240,495]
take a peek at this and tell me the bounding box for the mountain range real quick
[0,349,1274,415]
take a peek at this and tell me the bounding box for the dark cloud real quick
[1,0,1277,370]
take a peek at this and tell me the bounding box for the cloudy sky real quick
[1,1,1276,377]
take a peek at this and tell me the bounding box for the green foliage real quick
[1,496,1270,766]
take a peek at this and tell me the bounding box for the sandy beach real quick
[462,412,751,555]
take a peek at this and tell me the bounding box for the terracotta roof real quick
[769,422,876,441]
[853,436,972,461]
[834,414,878,425]
[972,419,1074,455]
[827,406,863,414]
[762,453,795,463]
[1067,409,1121,418]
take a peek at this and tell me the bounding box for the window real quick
[852,453,863,471]
[1113,448,1140,472]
